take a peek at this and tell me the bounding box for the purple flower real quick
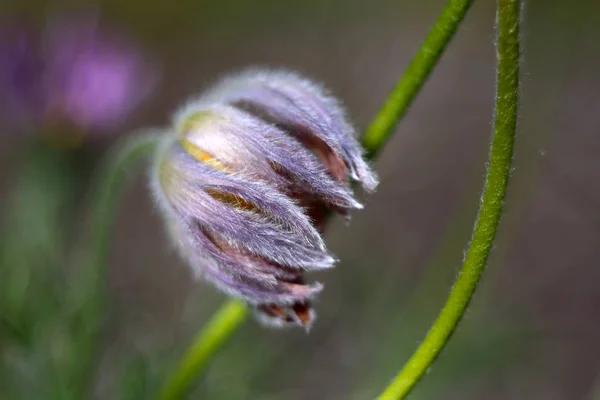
[0,14,157,133]
[42,15,157,130]
[152,70,378,328]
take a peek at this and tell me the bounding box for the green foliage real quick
[0,135,157,399]
[0,142,85,398]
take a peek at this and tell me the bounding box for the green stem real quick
[157,300,249,400]
[84,134,159,289]
[377,1,521,399]
[69,132,159,398]
[362,0,473,158]
[156,1,476,399]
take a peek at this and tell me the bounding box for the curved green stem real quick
[69,132,159,398]
[362,0,473,158]
[156,1,476,399]
[157,300,248,400]
[377,1,521,399]
[83,133,160,288]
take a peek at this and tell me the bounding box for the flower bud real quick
[151,69,377,329]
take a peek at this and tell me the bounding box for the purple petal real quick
[167,216,323,304]
[180,105,364,211]
[192,69,378,191]
[154,145,336,270]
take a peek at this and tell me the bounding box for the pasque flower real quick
[152,70,377,328]
[0,13,156,133]
[42,14,157,130]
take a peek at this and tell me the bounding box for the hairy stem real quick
[377,1,521,399]
[157,300,248,400]
[156,1,476,399]
[362,0,473,158]
[69,133,159,398]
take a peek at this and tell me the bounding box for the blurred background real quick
[1,0,600,399]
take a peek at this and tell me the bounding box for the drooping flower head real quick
[152,70,377,329]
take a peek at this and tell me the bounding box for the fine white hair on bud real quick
[151,69,378,329]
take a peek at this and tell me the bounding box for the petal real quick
[180,69,378,191]
[254,301,316,329]
[155,144,336,271]
[167,217,323,304]
[180,105,363,211]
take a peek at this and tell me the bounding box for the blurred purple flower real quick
[0,14,158,134]
[43,15,157,130]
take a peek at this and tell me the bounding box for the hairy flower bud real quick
[151,69,377,328]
